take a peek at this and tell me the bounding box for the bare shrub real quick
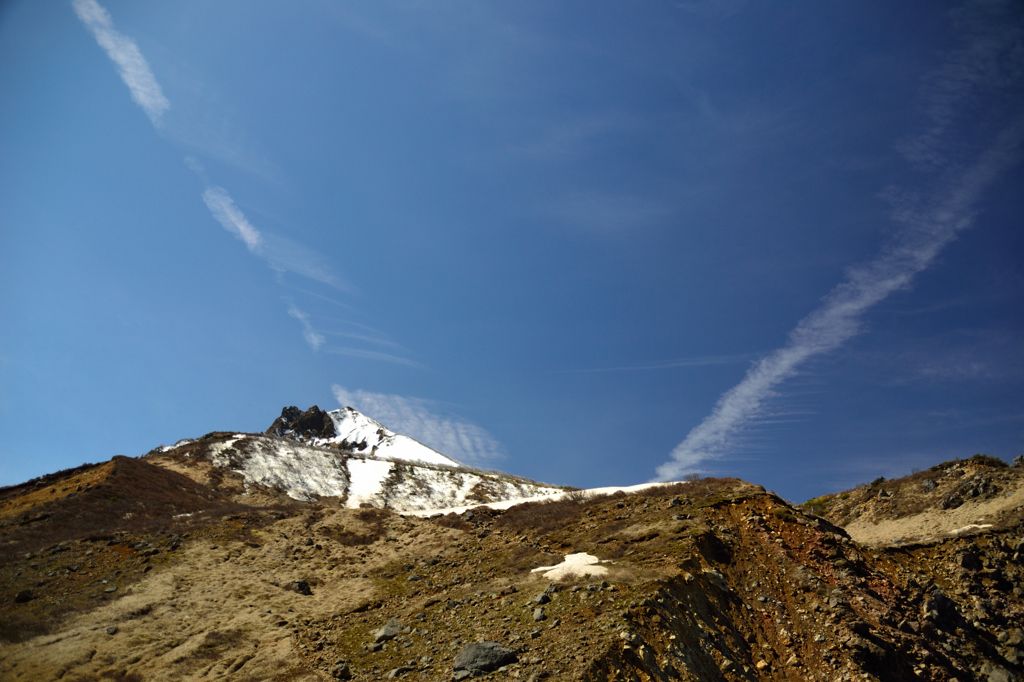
[495,497,588,535]
[355,507,390,524]
[194,628,247,660]
[321,527,381,546]
[431,514,472,532]
[0,613,50,643]
[321,508,389,546]
[504,546,563,572]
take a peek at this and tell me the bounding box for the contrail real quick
[654,1,1024,481]
[72,0,169,126]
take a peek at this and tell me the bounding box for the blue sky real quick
[1,0,1021,501]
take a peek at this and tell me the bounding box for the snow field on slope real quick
[406,481,671,517]
[345,458,394,507]
[211,435,350,502]
[197,434,561,510]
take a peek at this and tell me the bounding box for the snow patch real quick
[531,553,609,580]
[406,481,672,517]
[346,458,394,507]
[950,523,993,535]
[209,435,349,502]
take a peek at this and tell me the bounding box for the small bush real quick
[772,508,796,523]
[432,514,472,532]
[0,613,50,643]
[969,454,1006,468]
[195,629,247,660]
[504,546,563,572]
[496,497,589,535]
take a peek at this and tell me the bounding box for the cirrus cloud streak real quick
[332,385,504,465]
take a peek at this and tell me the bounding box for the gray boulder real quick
[453,641,518,672]
[373,619,404,643]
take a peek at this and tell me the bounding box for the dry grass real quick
[0,456,251,561]
[319,507,391,545]
[194,628,249,661]
[0,613,50,643]
[431,513,472,532]
[495,496,593,535]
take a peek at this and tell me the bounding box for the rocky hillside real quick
[801,455,1024,547]
[1,451,1023,682]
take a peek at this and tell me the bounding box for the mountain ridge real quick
[1,408,1022,682]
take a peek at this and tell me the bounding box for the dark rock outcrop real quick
[453,641,518,672]
[266,406,336,441]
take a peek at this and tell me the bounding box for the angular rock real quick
[374,619,405,643]
[291,580,313,596]
[533,607,547,622]
[331,662,352,679]
[453,641,518,672]
[267,405,337,440]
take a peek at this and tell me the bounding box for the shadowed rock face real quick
[267,405,336,440]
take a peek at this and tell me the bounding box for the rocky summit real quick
[1,411,1023,682]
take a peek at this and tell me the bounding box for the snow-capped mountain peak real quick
[266,404,462,469]
[325,406,461,468]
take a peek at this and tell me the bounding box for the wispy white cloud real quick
[199,185,348,291]
[73,0,350,356]
[655,127,1023,481]
[73,0,170,127]
[512,115,637,162]
[870,329,1024,385]
[332,385,504,465]
[324,331,406,351]
[260,231,349,292]
[202,186,263,252]
[550,192,672,233]
[324,348,426,369]
[896,0,1024,173]
[287,304,325,351]
[558,353,754,373]
[654,5,1024,481]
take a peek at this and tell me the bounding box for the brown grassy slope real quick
[0,455,250,559]
[801,456,1024,545]
[0,455,266,644]
[2,473,1022,682]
